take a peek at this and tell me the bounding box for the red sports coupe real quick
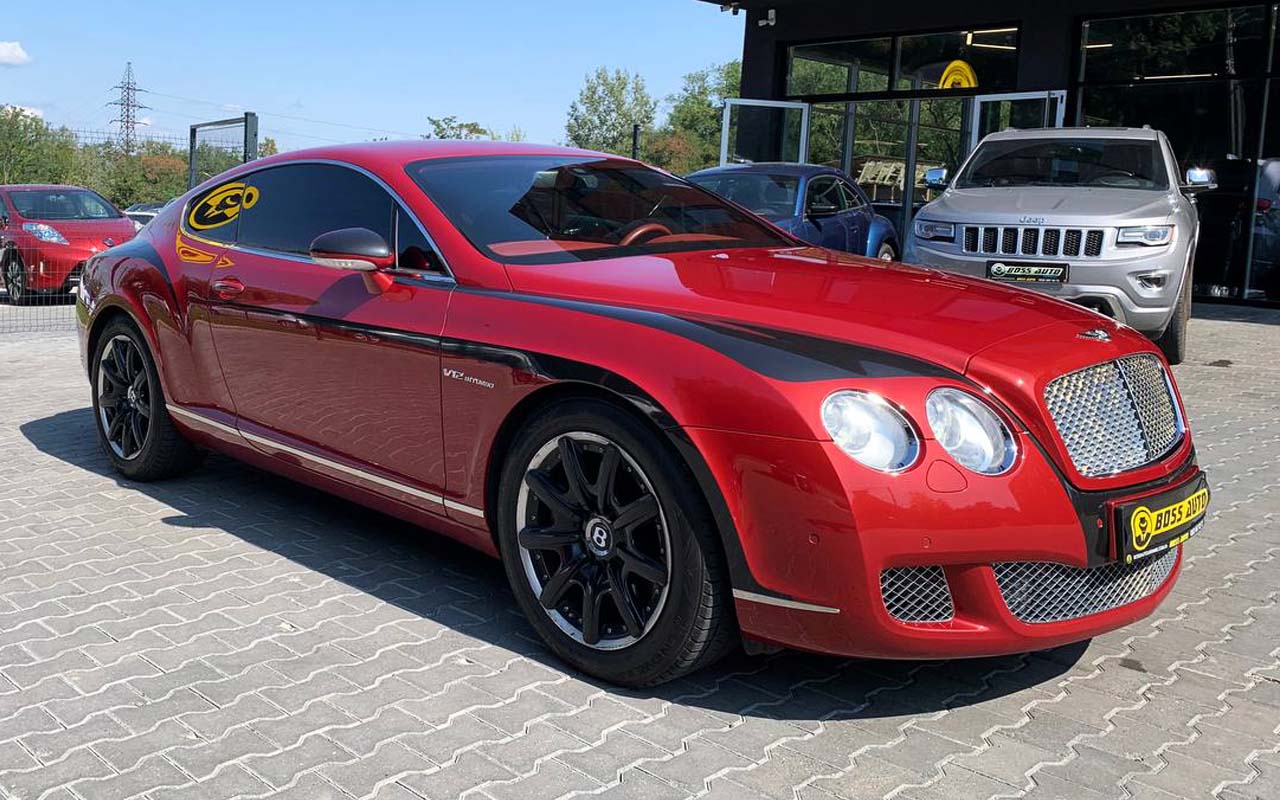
[76,142,1208,686]
[1,184,136,304]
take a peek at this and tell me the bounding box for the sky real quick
[0,0,744,151]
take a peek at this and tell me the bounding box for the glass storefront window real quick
[1083,79,1266,299]
[898,28,1018,91]
[915,99,966,204]
[788,39,893,96]
[1081,7,1271,83]
[1248,81,1280,301]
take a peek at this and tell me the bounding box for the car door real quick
[203,162,452,503]
[838,180,872,255]
[797,176,849,251]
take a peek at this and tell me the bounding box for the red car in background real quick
[0,184,136,304]
[76,142,1208,686]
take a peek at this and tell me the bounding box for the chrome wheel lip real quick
[516,431,672,652]
[96,334,150,462]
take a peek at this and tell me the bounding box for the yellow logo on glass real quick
[940,60,978,89]
[188,182,259,231]
[1130,488,1209,552]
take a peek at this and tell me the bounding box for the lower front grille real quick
[994,548,1178,624]
[880,566,954,623]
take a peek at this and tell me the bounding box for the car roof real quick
[983,126,1161,142]
[0,184,94,191]
[688,162,843,179]
[243,140,615,174]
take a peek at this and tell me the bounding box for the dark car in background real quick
[1,184,136,304]
[687,163,901,260]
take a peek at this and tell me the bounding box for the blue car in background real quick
[687,163,900,260]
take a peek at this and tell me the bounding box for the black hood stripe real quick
[454,287,958,382]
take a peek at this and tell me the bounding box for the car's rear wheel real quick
[1156,270,1191,365]
[876,242,897,261]
[496,399,735,686]
[91,318,204,480]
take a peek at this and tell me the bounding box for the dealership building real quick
[703,1,1279,306]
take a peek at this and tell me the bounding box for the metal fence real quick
[1,122,255,334]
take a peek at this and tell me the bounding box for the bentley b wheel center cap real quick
[584,517,614,558]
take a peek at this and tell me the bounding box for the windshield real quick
[686,172,799,218]
[10,189,122,220]
[407,156,794,265]
[956,138,1168,190]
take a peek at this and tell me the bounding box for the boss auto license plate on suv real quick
[986,260,1069,284]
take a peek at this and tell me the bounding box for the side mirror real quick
[1183,167,1217,194]
[0,213,9,229]
[309,227,395,272]
[807,201,840,218]
[924,167,949,190]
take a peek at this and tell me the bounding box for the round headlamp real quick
[925,388,1017,475]
[821,390,920,473]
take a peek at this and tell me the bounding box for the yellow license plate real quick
[1116,474,1209,563]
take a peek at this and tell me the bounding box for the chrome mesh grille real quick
[880,566,954,623]
[960,225,1106,258]
[1043,354,1182,477]
[995,548,1178,624]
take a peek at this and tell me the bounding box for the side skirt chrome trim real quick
[732,589,840,615]
[165,404,486,521]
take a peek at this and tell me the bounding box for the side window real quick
[806,177,846,215]
[394,209,446,273]
[838,180,867,209]
[183,181,251,244]
[238,164,394,256]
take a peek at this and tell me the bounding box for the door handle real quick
[210,277,245,300]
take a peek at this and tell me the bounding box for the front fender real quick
[865,214,899,257]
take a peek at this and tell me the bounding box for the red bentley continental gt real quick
[76,142,1209,686]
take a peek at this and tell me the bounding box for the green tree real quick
[640,60,740,174]
[0,106,51,183]
[565,67,656,155]
[258,136,279,157]
[425,115,489,140]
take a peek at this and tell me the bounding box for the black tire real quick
[876,242,897,261]
[3,252,33,306]
[496,398,736,687]
[90,318,204,481]
[1156,271,1191,365]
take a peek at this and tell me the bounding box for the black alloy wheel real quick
[97,334,152,461]
[516,431,671,650]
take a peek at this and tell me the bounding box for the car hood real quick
[504,246,1127,378]
[922,186,1176,224]
[28,217,137,248]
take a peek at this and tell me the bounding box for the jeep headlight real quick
[925,388,1017,475]
[913,219,955,241]
[1117,225,1173,246]
[821,391,920,473]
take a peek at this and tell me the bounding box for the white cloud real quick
[0,41,32,67]
[138,115,154,126]
[16,105,42,118]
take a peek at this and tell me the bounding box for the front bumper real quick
[687,424,1196,660]
[910,242,1186,336]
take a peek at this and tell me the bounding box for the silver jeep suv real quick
[907,127,1215,364]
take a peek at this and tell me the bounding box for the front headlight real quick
[913,219,955,241]
[1117,225,1173,246]
[821,391,920,473]
[925,388,1017,475]
[22,222,69,245]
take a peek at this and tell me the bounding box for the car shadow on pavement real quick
[22,407,1084,721]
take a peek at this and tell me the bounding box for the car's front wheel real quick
[497,399,735,686]
[1156,271,1191,365]
[2,253,33,306]
[91,318,204,480]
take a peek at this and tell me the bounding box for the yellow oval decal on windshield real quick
[188,182,259,230]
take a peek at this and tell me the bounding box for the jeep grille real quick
[962,225,1107,258]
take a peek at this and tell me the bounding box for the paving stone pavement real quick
[0,304,1277,800]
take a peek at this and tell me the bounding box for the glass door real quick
[719,99,811,165]
[968,91,1067,150]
